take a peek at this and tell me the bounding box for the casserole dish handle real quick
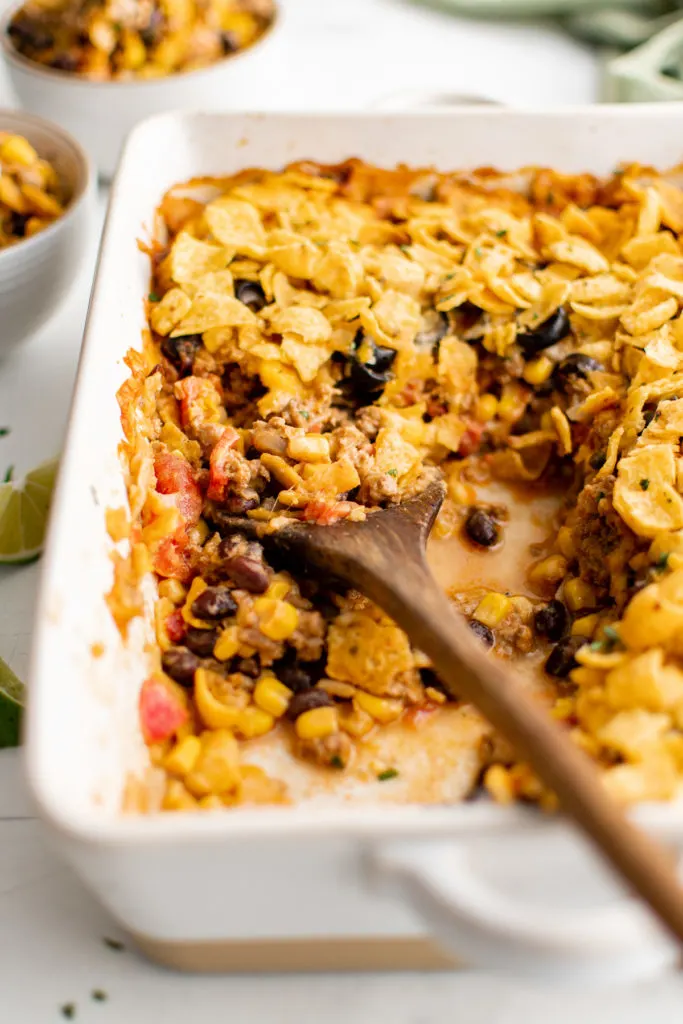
[370,838,679,984]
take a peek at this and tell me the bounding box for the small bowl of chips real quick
[1,0,280,179]
[0,108,94,359]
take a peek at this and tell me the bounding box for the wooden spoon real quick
[213,479,683,947]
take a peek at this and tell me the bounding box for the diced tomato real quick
[207,426,241,502]
[154,452,202,524]
[458,420,484,457]
[175,375,223,435]
[165,608,186,643]
[153,536,193,582]
[139,675,188,744]
[301,500,354,525]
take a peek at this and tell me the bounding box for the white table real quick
[5,2,680,1019]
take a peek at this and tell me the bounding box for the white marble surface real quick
[4,1,680,1019]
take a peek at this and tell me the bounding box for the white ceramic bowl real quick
[0,108,94,360]
[1,4,282,178]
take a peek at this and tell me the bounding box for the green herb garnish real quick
[0,427,9,437]
[103,936,125,952]
[377,768,399,782]
[61,1004,76,1020]
[330,755,344,769]
[91,990,108,1003]
[148,291,160,303]
[639,479,650,491]
[387,468,398,477]
[3,466,13,484]
[495,229,507,238]
[399,244,411,255]
[656,552,670,571]
[603,625,620,643]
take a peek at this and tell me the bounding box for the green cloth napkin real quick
[412,0,683,99]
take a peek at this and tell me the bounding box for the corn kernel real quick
[253,675,292,718]
[571,614,599,638]
[154,596,175,652]
[473,592,513,628]
[0,174,26,213]
[185,730,241,798]
[551,697,576,721]
[265,577,290,601]
[162,779,198,811]
[198,794,224,810]
[425,686,447,705]
[339,706,375,738]
[522,356,553,386]
[194,668,242,729]
[120,30,147,70]
[0,133,37,167]
[158,578,187,604]
[191,518,210,545]
[564,577,597,612]
[260,453,301,489]
[253,597,299,640]
[556,525,576,560]
[571,666,602,688]
[475,393,498,422]
[354,691,403,724]
[288,434,331,463]
[498,386,526,424]
[528,555,568,587]
[214,625,240,661]
[164,735,201,777]
[236,705,275,739]
[239,765,287,805]
[181,576,212,629]
[295,705,339,739]
[484,765,514,805]
[22,183,62,218]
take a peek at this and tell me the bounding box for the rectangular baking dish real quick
[26,109,683,985]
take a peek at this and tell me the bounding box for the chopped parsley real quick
[377,768,399,782]
[148,291,160,303]
[474,247,483,257]
[299,409,310,420]
[597,491,605,502]
[60,1004,76,1020]
[495,229,507,238]
[3,465,13,483]
[399,244,411,255]
[0,427,9,437]
[656,552,670,571]
[330,755,344,769]
[603,625,620,643]
[103,936,125,952]
[546,192,555,204]
[386,468,398,477]
[91,990,108,1003]
[639,478,650,491]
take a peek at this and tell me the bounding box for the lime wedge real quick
[0,655,24,748]
[0,457,59,564]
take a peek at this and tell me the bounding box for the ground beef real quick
[355,405,382,440]
[288,610,326,661]
[571,476,639,595]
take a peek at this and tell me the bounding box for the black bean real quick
[465,507,499,548]
[161,647,200,687]
[554,353,602,391]
[534,600,569,642]
[286,689,334,720]
[9,18,53,49]
[49,53,79,72]
[344,332,397,397]
[415,310,449,351]
[8,212,29,237]
[185,627,220,657]
[517,307,570,358]
[140,8,164,46]
[545,637,584,678]
[223,554,269,593]
[468,619,495,649]
[191,586,237,620]
[220,31,240,54]
[160,334,201,376]
[235,279,266,313]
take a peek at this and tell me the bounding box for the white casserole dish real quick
[27,108,683,985]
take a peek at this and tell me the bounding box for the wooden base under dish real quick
[132,934,462,972]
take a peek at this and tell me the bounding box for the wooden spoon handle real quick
[355,556,683,947]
